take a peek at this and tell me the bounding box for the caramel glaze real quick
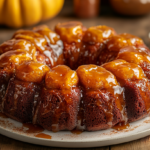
[78,25,116,68]
[23,123,44,133]
[71,129,83,135]
[76,65,127,130]
[45,65,78,89]
[116,46,150,80]
[33,25,64,67]
[1,21,150,132]
[0,39,36,61]
[12,26,64,68]
[35,65,80,132]
[55,21,86,69]
[113,122,130,131]
[16,61,50,83]
[0,50,33,70]
[102,60,150,114]
[35,133,52,139]
[2,61,49,123]
[36,87,80,132]
[0,113,51,139]
[99,33,146,65]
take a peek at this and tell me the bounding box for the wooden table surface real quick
[0,1,150,149]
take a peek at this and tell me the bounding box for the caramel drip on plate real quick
[71,129,83,135]
[22,123,44,133]
[113,122,130,131]
[35,133,52,139]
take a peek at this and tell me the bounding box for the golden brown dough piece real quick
[103,60,150,122]
[116,46,150,80]
[2,61,49,122]
[55,21,86,69]
[35,65,81,132]
[12,25,64,68]
[76,65,126,131]
[99,33,147,65]
[78,25,116,67]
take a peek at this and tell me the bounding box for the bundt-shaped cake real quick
[0,21,150,132]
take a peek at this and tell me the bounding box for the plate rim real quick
[1,116,150,147]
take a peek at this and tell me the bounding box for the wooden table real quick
[0,1,150,149]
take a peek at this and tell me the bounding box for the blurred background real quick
[0,0,150,47]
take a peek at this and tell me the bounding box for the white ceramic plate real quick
[1,114,150,148]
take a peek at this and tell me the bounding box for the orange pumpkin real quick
[0,0,64,28]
